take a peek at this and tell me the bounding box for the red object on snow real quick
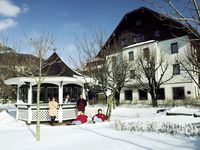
[75,114,88,123]
[93,113,107,122]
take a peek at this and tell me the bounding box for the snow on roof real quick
[58,53,82,76]
[123,40,156,49]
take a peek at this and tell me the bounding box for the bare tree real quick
[143,0,200,38]
[176,43,200,88]
[132,47,174,107]
[26,33,55,141]
[74,30,108,101]
[105,52,130,118]
[75,30,131,119]
[106,44,131,107]
[143,0,200,88]
[4,33,60,141]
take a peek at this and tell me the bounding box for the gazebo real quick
[4,52,93,124]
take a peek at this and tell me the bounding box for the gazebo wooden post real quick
[15,85,20,121]
[82,87,86,99]
[58,82,63,123]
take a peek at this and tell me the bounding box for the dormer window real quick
[171,42,178,54]
[121,39,128,46]
[128,51,134,61]
[136,20,141,26]
[130,70,136,79]
[173,64,180,75]
[154,30,160,37]
[134,34,145,42]
[143,48,149,60]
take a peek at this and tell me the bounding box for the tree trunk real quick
[36,56,42,141]
[36,81,41,141]
[106,103,112,121]
[106,94,114,120]
[115,89,121,106]
[150,87,158,107]
[113,99,116,109]
[152,98,158,107]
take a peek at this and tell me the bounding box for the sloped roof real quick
[98,7,196,57]
[106,7,188,43]
[42,52,81,77]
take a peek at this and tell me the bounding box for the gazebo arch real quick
[63,84,82,102]
[18,84,28,103]
[32,83,59,104]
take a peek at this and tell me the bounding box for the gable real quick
[42,52,81,77]
[100,7,190,57]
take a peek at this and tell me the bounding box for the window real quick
[134,34,145,42]
[139,89,148,100]
[128,51,134,61]
[154,30,160,37]
[32,84,58,103]
[19,85,28,103]
[121,39,129,47]
[157,88,165,100]
[173,87,185,99]
[143,48,149,60]
[63,84,82,102]
[173,64,180,75]
[47,87,58,99]
[136,20,141,26]
[171,42,178,54]
[125,90,133,100]
[130,70,135,79]
[32,87,46,103]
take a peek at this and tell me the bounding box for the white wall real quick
[162,82,198,99]
[157,35,195,84]
[119,36,198,100]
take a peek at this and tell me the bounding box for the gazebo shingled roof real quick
[42,52,81,77]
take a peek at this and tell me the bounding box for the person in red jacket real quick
[71,111,88,125]
[92,109,107,123]
[76,94,87,112]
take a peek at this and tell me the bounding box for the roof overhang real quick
[4,76,95,86]
[123,40,156,50]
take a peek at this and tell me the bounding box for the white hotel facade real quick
[117,35,199,102]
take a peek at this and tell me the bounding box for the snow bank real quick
[111,106,200,137]
[194,111,200,117]
[0,104,16,112]
[166,107,199,115]
[0,110,16,125]
[0,110,25,127]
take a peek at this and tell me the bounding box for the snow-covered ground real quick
[0,104,200,150]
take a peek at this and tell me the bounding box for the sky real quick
[0,0,162,67]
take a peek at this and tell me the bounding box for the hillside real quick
[0,51,39,103]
